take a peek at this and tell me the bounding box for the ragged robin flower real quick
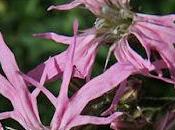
[29,0,175,86]
[26,0,175,130]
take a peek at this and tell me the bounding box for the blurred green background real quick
[0,0,175,129]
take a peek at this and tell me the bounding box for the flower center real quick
[95,4,133,43]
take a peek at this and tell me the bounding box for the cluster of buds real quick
[0,0,175,130]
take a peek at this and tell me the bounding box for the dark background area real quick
[0,0,175,129]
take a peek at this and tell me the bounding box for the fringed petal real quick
[58,62,136,129]
[64,112,122,130]
[28,32,98,83]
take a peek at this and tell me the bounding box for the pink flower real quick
[45,0,175,83]
[27,0,133,83]
[28,2,175,119]
[25,0,175,129]
[29,0,175,84]
[0,21,130,130]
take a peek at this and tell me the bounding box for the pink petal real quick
[47,0,82,11]
[47,0,106,15]
[27,52,66,83]
[0,74,16,101]
[20,72,57,107]
[0,33,42,128]
[58,19,78,98]
[101,80,128,116]
[64,112,122,130]
[0,112,13,120]
[30,68,47,122]
[33,32,71,45]
[135,14,175,27]
[115,36,175,84]
[51,19,79,130]
[0,33,26,89]
[131,14,175,78]
[59,62,136,128]
[28,32,98,83]
[114,38,153,70]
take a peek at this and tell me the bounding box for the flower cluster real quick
[0,0,175,130]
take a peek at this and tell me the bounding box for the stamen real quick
[95,3,133,43]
